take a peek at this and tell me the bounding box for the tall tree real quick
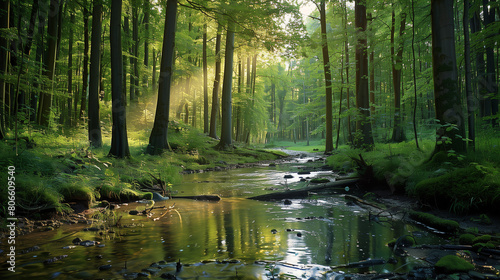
[216,21,235,150]
[209,24,222,139]
[464,0,474,150]
[67,12,75,126]
[319,0,333,153]
[37,0,59,126]
[109,0,130,158]
[354,0,374,150]
[146,0,177,155]
[390,5,406,142]
[203,23,208,133]
[431,0,466,153]
[80,4,90,121]
[0,0,9,139]
[88,0,103,148]
[143,0,149,89]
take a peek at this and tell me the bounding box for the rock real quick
[160,273,177,279]
[43,255,68,264]
[283,199,292,205]
[271,229,278,234]
[297,232,302,237]
[284,174,294,179]
[152,192,170,202]
[298,171,311,175]
[123,273,139,279]
[129,210,140,215]
[62,245,76,249]
[80,240,96,247]
[20,245,41,254]
[98,264,112,271]
[435,255,474,273]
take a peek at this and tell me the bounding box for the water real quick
[0,155,444,279]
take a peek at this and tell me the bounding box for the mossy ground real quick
[322,131,500,216]
[0,126,285,220]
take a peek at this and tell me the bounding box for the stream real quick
[0,152,446,279]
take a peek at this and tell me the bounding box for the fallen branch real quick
[248,178,359,201]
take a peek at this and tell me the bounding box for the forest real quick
[1,0,500,244]
[2,0,500,278]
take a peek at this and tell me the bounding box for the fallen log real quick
[247,178,359,201]
[172,195,221,201]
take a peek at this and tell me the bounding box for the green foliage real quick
[435,255,474,273]
[412,165,500,214]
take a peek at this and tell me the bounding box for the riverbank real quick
[1,144,500,279]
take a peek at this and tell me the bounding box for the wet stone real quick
[80,240,96,247]
[98,264,112,271]
[160,273,177,279]
[129,210,140,215]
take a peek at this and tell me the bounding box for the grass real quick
[0,125,284,219]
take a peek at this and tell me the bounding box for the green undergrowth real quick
[326,140,434,189]
[264,139,325,153]
[324,134,500,215]
[0,126,284,219]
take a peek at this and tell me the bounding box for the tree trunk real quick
[67,12,75,127]
[143,0,149,90]
[320,0,333,153]
[80,5,89,121]
[483,0,498,126]
[369,12,375,117]
[37,0,59,126]
[209,24,222,139]
[391,7,406,143]
[88,0,103,148]
[146,0,177,155]
[216,21,235,150]
[464,0,475,150]
[0,0,9,139]
[354,0,374,150]
[132,8,139,102]
[203,23,208,133]
[431,0,466,154]
[109,0,130,158]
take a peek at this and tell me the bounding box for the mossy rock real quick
[388,235,415,248]
[413,166,490,213]
[472,235,491,244]
[310,178,330,183]
[435,255,474,273]
[99,184,152,202]
[472,242,495,251]
[458,234,475,245]
[409,211,459,233]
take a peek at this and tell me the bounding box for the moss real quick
[310,178,330,183]
[409,211,459,233]
[472,235,491,244]
[388,235,415,248]
[435,255,474,273]
[458,234,475,245]
[412,165,499,214]
[472,242,495,251]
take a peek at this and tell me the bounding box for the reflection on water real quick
[0,164,443,279]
